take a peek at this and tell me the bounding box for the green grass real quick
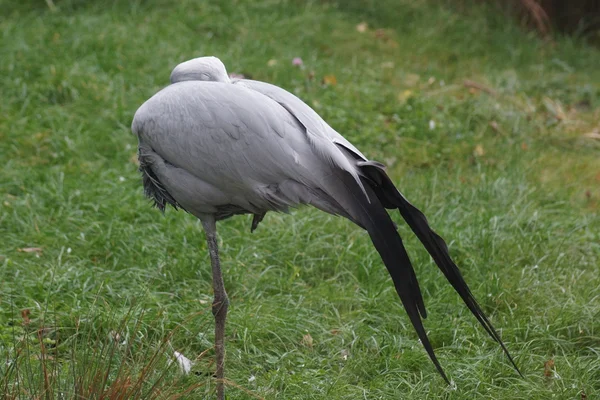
[1,0,599,398]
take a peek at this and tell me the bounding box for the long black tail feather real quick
[337,172,451,384]
[359,164,522,377]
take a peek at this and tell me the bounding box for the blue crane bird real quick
[132,56,520,399]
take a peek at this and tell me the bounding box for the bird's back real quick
[234,78,367,161]
[132,81,361,218]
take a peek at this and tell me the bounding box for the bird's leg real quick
[201,216,228,400]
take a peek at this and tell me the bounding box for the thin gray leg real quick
[201,216,228,400]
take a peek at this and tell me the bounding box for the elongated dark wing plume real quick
[333,171,451,384]
[358,163,522,377]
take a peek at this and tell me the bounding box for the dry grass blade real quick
[463,80,497,96]
[520,0,551,36]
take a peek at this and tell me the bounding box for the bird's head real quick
[170,56,230,84]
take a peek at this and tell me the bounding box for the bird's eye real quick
[200,72,211,80]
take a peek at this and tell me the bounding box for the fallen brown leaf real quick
[18,247,43,256]
[301,333,313,348]
[21,309,31,325]
[543,358,555,377]
[356,22,368,33]
[489,121,499,132]
[473,144,485,157]
[322,75,337,86]
[521,142,528,151]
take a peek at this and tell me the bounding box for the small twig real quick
[463,80,497,96]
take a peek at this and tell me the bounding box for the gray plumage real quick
[132,57,520,396]
[134,81,361,222]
